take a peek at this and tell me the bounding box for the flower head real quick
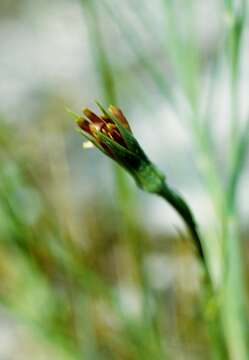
[78,105,131,156]
[70,103,165,192]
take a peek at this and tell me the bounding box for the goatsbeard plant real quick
[70,102,209,277]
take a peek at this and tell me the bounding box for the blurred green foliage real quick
[0,0,249,359]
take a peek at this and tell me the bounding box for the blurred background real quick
[0,0,248,359]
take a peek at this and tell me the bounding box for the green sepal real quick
[133,162,165,193]
[95,130,142,169]
[95,129,164,193]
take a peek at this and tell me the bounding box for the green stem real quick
[158,182,209,275]
[135,162,208,275]
[82,0,116,104]
[221,215,249,360]
[158,182,227,359]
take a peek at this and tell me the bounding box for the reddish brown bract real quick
[77,106,131,150]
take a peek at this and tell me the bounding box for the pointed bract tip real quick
[82,108,91,116]
[108,105,131,130]
[66,107,81,122]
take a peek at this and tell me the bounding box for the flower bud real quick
[71,103,165,193]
